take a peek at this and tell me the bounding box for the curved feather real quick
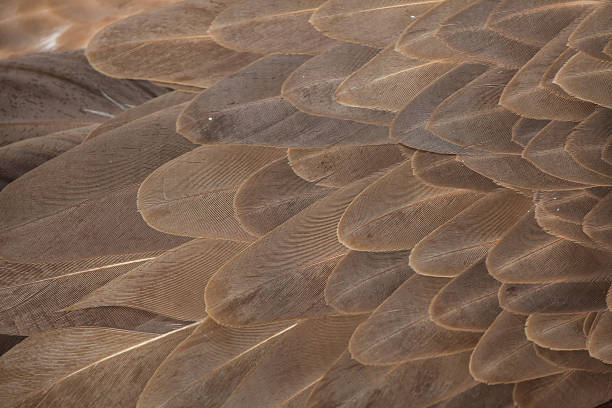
[487,212,612,283]
[524,121,612,187]
[310,0,441,48]
[181,95,390,147]
[526,313,587,351]
[325,250,414,314]
[469,311,563,383]
[498,281,610,315]
[555,51,612,109]
[460,152,587,190]
[0,50,163,147]
[177,53,311,144]
[67,239,249,322]
[535,347,612,373]
[429,259,502,332]
[568,3,612,60]
[138,144,285,240]
[436,0,539,68]
[334,45,457,112]
[338,160,482,251]
[205,176,376,326]
[565,108,612,178]
[137,316,362,408]
[427,67,523,154]
[0,125,93,188]
[438,383,515,408]
[349,275,480,365]
[588,311,612,364]
[486,0,594,47]
[514,371,612,408]
[410,189,532,277]
[208,0,339,54]
[287,144,409,187]
[86,0,260,88]
[390,62,488,153]
[411,151,497,192]
[313,351,477,408]
[500,19,596,121]
[511,118,549,147]
[234,156,334,236]
[584,191,612,249]
[395,0,475,59]
[0,324,196,408]
[0,259,170,336]
[281,43,394,125]
[0,104,193,265]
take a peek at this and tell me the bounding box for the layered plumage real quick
[1,0,612,407]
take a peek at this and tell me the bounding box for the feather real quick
[0,259,168,336]
[427,67,523,154]
[394,0,475,60]
[0,323,196,408]
[0,334,24,357]
[469,311,564,383]
[85,91,194,142]
[535,347,612,373]
[524,121,612,187]
[325,250,414,314]
[357,351,478,407]
[181,94,390,147]
[86,0,261,88]
[287,144,409,187]
[565,108,612,178]
[555,51,612,109]
[310,0,442,48]
[411,151,498,192]
[514,371,612,408]
[429,258,502,332]
[281,43,394,125]
[487,212,612,283]
[512,118,549,147]
[338,160,482,251]
[334,45,457,112]
[568,3,612,61]
[534,190,602,247]
[0,125,94,188]
[390,62,488,153]
[138,144,286,240]
[305,351,393,408]
[498,281,609,315]
[409,189,532,277]
[205,176,376,326]
[588,311,612,364]
[66,239,249,322]
[177,53,311,144]
[208,0,340,54]
[436,0,539,68]
[460,152,588,191]
[499,19,596,121]
[234,157,334,236]
[584,191,612,249]
[438,383,515,408]
[279,384,316,408]
[0,50,164,147]
[526,313,587,351]
[349,275,480,365]
[486,0,593,47]
[137,315,363,408]
[0,103,193,265]
[585,312,600,337]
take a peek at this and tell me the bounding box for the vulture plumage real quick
[1,1,612,407]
